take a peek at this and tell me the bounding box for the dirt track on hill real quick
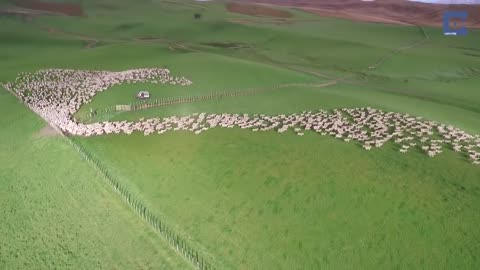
[35,124,60,138]
[226,2,293,18]
[239,0,480,28]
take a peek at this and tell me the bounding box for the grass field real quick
[1,0,480,269]
[78,127,480,269]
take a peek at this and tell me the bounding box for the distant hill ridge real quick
[238,0,480,28]
[409,0,480,4]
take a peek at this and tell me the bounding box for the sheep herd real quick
[3,68,480,165]
[3,68,192,134]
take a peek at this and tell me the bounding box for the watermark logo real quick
[443,11,468,36]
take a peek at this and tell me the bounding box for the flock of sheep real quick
[3,68,480,165]
[3,68,192,134]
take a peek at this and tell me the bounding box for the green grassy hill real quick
[1,0,480,269]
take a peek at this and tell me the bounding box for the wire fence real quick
[78,82,328,123]
[67,136,216,270]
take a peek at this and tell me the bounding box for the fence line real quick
[67,136,216,270]
[368,24,430,70]
[81,82,334,122]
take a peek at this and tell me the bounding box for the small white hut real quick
[136,91,150,99]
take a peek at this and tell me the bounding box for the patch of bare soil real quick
[138,36,157,41]
[84,40,98,49]
[239,0,480,28]
[137,36,167,41]
[15,0,84,16]
[227,18,292,25]
[35,124,60,138]
[226,2,293,18]
[0,7,49,17]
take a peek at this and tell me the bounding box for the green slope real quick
[1,0,480,269]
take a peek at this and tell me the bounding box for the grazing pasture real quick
[1,0,480,269]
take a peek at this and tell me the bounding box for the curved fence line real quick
[78,81,336,123]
